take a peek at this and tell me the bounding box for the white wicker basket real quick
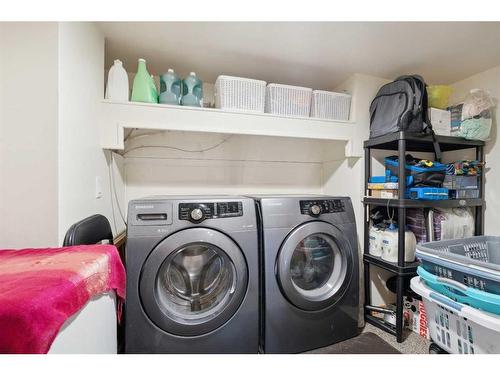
[265,84,312,117]
[311,90,351,121]
[214,75,266,113]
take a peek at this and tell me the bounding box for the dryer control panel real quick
[300,199,345,217]
[179,201,243,223]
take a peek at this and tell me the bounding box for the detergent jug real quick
[105,59,129,102]
[381,224,417,263]
[159,69,182,105]
[131,58,158,104]
[368,224,384,257]
[181,72,203,107]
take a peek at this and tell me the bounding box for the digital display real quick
[299,199,345,215]
[179,201,243,221]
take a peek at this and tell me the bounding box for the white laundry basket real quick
[215,75,266,113]
[411,276,500,354]
[311,90,351,121]
[265,84,312,117]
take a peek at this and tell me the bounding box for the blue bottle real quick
[159,69,182,105]
[181,72,203,107]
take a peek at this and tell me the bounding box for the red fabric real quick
[0,245,126,354]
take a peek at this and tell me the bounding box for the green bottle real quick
[131,58,158,103]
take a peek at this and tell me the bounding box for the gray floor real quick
[362,323,430,354]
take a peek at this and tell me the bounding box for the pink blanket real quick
[0,245,126,354]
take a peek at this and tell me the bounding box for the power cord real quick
[109,152,127,226]
[121,135,233,156]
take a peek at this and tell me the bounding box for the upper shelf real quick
[100,100,363,157]
[364,131,485,152]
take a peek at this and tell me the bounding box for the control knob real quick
[190,208,204,222]
[309,204,322,217]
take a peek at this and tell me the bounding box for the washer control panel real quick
[300,199,345,217]
[179,201,243,223]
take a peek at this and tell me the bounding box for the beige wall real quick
[451,65,500,236]
[0,22,122,248]
[58,22,124,243]
[0,23,59,248]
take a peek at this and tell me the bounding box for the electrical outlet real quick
[95,176,103,199]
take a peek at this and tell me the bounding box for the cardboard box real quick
[404,296,430,339]
[448,103,464,134]
[369,189,399,199]
[367,182,399,190]
[428,107,451,136]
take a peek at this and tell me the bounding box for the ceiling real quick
[99,22,500,90]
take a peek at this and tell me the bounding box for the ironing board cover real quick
[0,245,126,354]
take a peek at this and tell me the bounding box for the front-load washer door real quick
[140,227,248,336]
[276,221,353,311]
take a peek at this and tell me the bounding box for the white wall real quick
[58,22,125,242]
[123,131,330,203]
[0,22,124,248]
[0,23,59,248]
[450,65,500,236]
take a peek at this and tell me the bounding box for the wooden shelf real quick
[100,100,363,157]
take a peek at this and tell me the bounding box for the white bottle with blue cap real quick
[381,223,417,263]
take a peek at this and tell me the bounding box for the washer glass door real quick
[277,222,353,311]
[140,228,248,336]
[157,243,236,322]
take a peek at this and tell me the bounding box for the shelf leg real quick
[397,138,407,268]
[396,275,404,343]
[476,145,485,236]
[363,145,371,320]
[364,263,371,312]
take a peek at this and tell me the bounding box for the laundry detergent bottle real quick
[131,58,158,104]
[381,224,417,263]
[368,223,384,257]
[150,74,159,102]
[159,69,182,105]
[181,72,203,107]
[105,59,129,102]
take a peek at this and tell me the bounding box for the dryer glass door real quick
[140,228,248,336]
[277,222,353,311]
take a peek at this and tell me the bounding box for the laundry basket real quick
[416,236,500,314]
[265,84,312,117]
[215,75,266,113]
[311,90,351,121]
[411,276,500,354]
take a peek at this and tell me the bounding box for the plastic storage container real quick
[214,75,266,113]
[417,267,500,315]
[411,276,500,354]
[416,236,500,314]
[408,187,449,200]
[310,90,351,121]
[265,83,312,117]
[385,155,447,187]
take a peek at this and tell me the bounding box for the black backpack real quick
[369,75,441,159]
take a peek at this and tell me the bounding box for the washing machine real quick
[124,196,259,353]
[251,195,359,353]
